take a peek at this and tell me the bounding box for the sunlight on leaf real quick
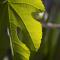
[9,3,43,51]
[8,0,45,60]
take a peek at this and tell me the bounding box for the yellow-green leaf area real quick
[9,3,42,51]
[8,0,45,11]
[9,23,30,60]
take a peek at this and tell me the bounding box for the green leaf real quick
[8,0,45,11]
[8,0,45,60]
[9,23,30,60]
[8,0,45,51]
[0,0,45,59]
[8,6,30,60]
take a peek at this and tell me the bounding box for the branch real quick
[41,22,60,29]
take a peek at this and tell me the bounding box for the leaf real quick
[9,23,30,60]
[8,0,45,60]
[8,0,45,11]
[8,1,45,51]
[8,7,30,60]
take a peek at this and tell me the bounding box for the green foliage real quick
[0,0,45,60]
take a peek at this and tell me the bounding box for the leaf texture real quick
[3,0,44,60]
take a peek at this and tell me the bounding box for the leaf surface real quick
[8,0,45,60]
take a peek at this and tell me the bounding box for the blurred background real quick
[31,0,60,60]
